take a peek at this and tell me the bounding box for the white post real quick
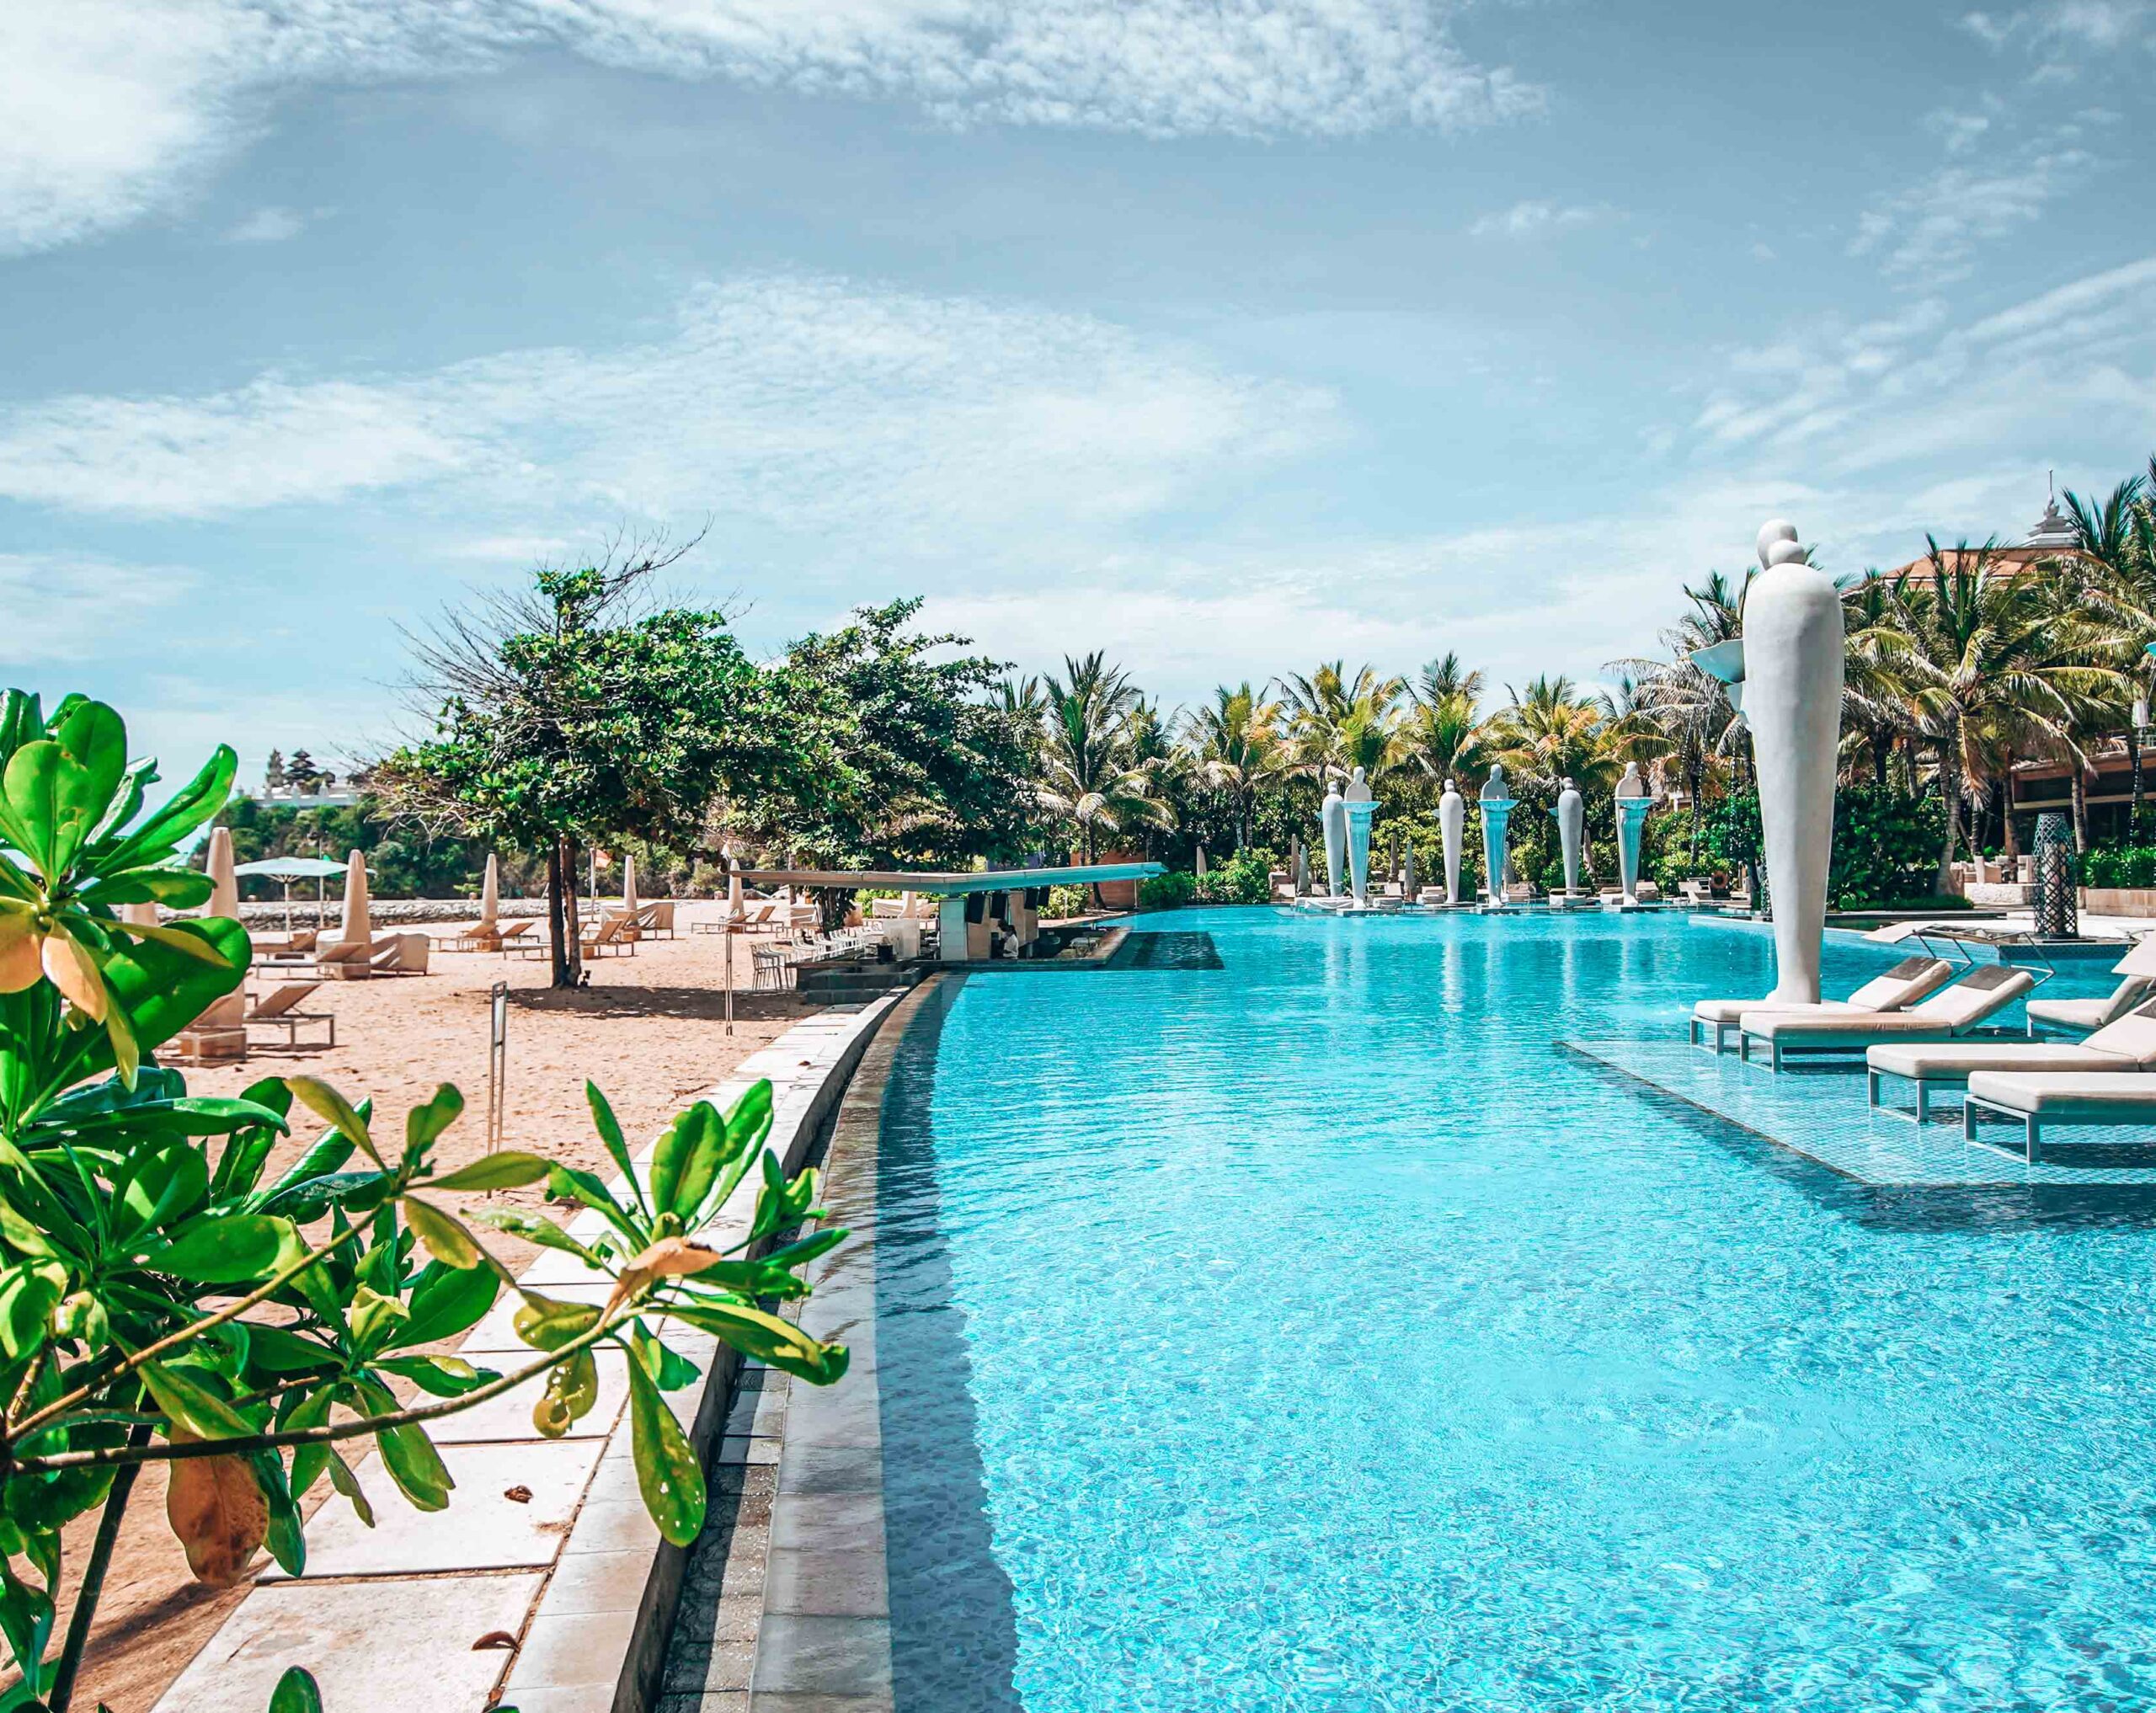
[937,895,969,963]
[1439,780,1465,904]
[1744,519,1844,1002]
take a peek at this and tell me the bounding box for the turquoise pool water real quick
[873,910,2156,1711]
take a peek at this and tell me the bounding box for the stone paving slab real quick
[261,1438,602,1577]
[1572,1038,2156,1187]
[156,1572,542,1711]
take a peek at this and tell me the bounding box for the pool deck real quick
[1570,1037,2156,1188]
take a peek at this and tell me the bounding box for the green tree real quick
[381,541,796,988]
[1036,654,1175,877]
[1183,684,1287,850]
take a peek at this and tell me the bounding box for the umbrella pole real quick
[725,921,735,1035]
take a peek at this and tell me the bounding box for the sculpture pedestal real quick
[1345,801,1376,904]
[1617,798,1653,907]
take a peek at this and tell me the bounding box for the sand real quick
[53,907,823,1713]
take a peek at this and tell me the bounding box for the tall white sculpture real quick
[1320,781,1348,898]
[1555,776,1584,896]
[1614,762,1653,906]
[1480,763,1515,906]
[1438,779,1465,904]
[1694,520,1844,1002]
[1343,766,1376,904]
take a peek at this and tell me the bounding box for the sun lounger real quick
[244,982,334,1049]
[1737,965,2036,1070]
[1689,954,1956,1052]
[582,915,636,958]
[2025,975,2156,1038]
[1868,1003,2156,1123]
[633,900,676,939]
[371,933,430,975]
[1962,1070,2156,1162]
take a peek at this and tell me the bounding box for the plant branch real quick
[12,1304,640,1475]
[47,1420,152,1713]
[9,1224,369,1443]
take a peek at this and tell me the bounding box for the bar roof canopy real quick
[739,862,1161,897]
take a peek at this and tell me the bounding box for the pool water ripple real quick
[872,909,2156,1710]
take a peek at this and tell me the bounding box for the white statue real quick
[1480,762,1514,905]
[1438,778,1465,905]
[1320,780,1348,899]
[1743,519,1844,1001]
[1343,766,1376,903]
[1555,776,1584,896]
[1614,761,1653,905]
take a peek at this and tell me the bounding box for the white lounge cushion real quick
[2027,976,2156,1035]
[1742,966,2033,1041]
[1966,1070,2156,1115]
[1694,957,1951,1027]
[1866,1041,2123,1079]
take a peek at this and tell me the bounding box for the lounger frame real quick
[1958,1094,2156,1165]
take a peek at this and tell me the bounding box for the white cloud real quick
[1469,200,1612,239]
[0,273,1343,553]
[1962,1,2155,51]
[1849,142,2094,280]
[0,0,1540,253]
[225,204,308,242]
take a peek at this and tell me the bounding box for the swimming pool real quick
[869,910,2156,1711]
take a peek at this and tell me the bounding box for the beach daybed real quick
[244,982,334,1049]
[1867,1003,2156,1123]
[1962,1070,2156,1163]
[1689,953,1954,1053]
[1736,965,2036,1070]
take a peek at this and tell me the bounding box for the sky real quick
[3,0,2155,783]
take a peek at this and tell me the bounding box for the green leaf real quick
[376,1353,494,1398]
[346,1284,408,1354]
[625,1353,704,1547]
[400,1197,486,1270]
[107,915,244,967]
[267,1666,325,1713]
[3,739,88,877]
[468,1208,604,1268]
[0,1262,66,1360]
[426,1150,552,1193]
[254,1169,389,1225]
[376,1421,453,1512]
[0,1559,55,1700]
[89,866,214,909]
[391,1261,499,1348]
[284,1078,382,1168]
[531,1347,598,1438]
[139,1214,294,1284]
[673,1086,767,1220]
[89,917,250,1065]
[138,1360,258,1441]
[631,1325,702,1391]
[245,1324,339,1375]
[402,1084,465,1168]
[544,1164,642,1244]
[512,1291,602,1353]
[111,1137,210,1243]
[51,699,127,834]
[585,1082,644,1212]
[104,744,237,869]
[250,1449,306,1577]
[648,1101,717,1219]
[670,1299,850,1385]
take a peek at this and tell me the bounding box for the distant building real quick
[1880,480,2086,582]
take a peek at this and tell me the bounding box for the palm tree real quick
[1184,684,1287,849]
[1398,689,1489,792]
[1280,661,1405,783]
[1037,654,1175,879]
[1416,651,1485,709]
[1886,540,2122,884]
[1487,675,1618,790]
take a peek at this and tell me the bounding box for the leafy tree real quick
[751,601,1036,870]
[0,690,849,1710]
[1036,654,1175,874]
[1182,684,1286,851]
[380,540,798,988]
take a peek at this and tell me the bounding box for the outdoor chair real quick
[752,945,796,991]
[1737,965,2037,1070]
[244,982,334,1050]
[1867,1001,2156,1124]
[634,900,676,938]
[1689,954,1956,1053]
[1963,1069,2156,1162]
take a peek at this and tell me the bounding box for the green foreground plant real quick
[0,691,847,1712]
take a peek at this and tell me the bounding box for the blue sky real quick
[3,0,2154,782]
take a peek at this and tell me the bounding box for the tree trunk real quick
[1936,735,1961,892]
[1871,727,1892,788]
[2071,768,2089,854]
[50,1422,153,1712]
[547,840,572,989]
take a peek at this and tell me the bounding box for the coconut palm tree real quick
[1886,540,2122,884]
[1487,675,1618,791]
[1184,683,1287,849]
[1037,654,1174,877]
[1280,661,1405,783]
[1416,651,1485,710]
[1398,688,1489,792]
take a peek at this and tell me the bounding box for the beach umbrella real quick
[727,871,744,919]
[235,856,348,933]
[480,853,499,933]
[623,853,639,917]
[205,827,239,920]
[1403,845,1417,899]
[1195,846,1208,877]
[339,850,371,946]
[1293,843,1307,895]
